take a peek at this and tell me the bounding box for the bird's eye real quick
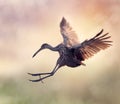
[42,44,46,48]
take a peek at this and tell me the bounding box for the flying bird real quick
[28,17,112,82]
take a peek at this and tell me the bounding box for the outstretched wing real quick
[60,17,79,47]
[73,29,112,61]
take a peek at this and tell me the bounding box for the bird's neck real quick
[46,44,59,51]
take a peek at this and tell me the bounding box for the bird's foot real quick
[28,72,52,83]
[29,78,44,83]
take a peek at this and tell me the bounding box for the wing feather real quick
[73,29,112,61]
[60,17,79,47]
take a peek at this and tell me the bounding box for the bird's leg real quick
[28,57,64,82]
[28,72,51,76]
[28,71,53,83]
[28,63,60,77]
[28,64,60,82]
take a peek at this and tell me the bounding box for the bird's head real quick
[40,43,49,50]
[32,43,49,58]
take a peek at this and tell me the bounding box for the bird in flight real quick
[28,17,112,82]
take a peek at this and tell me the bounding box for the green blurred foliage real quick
[0,65,120,104]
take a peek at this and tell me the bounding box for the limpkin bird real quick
[28,17,112,82]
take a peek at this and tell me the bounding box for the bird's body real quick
[56,44,81,67]
[28,17,112,82]
[36,43,82,67]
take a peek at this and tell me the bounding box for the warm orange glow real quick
[0,0,119,103]
[0,0,118,77]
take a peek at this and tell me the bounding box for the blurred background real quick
[0,0,120,104]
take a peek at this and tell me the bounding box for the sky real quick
[0,1,120,104]
[0,0,120,79]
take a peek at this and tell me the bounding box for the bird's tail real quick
[81,62,86,66]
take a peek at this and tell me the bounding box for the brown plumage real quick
[28,17,112,82]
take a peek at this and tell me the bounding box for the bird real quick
[28,17,112,82]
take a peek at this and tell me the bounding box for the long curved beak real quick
[32,48,42,58]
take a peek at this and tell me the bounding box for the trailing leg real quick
[28,56,64,82]
[28,64,60,82]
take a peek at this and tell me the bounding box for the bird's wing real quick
[60,17,79,47]
[73,29,112,61]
